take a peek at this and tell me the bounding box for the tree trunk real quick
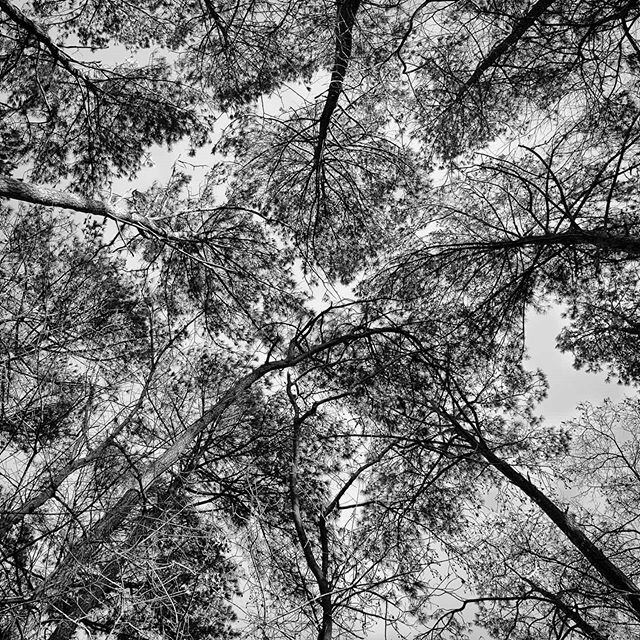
[450,417,640,619]
[36,327,397,640]
[0,176,182,242]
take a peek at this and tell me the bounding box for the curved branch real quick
[287,377,326,587]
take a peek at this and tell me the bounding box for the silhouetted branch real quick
[458,0,555,97]
[0,0,102,94]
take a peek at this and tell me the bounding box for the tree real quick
[3,1,640,639]
[439,399,640,640]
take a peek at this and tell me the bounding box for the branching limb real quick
[38,325,404,640]
[286,376,334,640]
[0,316,195,543]
[422,228,640,258]
[432,397,640,620]
[458,0,555,98]
[521,576,609,640]
[0,0,102,94]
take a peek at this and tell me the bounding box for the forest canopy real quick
[1,1,640,639]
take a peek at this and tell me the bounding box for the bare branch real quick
[0,0,102,94]
[0,176,197,244]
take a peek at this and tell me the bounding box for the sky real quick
[526,306,631,424]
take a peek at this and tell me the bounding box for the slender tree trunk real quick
[288,389,334,640]
[314,0,361,165]
[449,416,640,619]
[318,602,333,640]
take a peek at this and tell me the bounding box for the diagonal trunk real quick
[0,176,189,243]
[448,414,640,619]
[459,0,556,96]
[33,327,398,640]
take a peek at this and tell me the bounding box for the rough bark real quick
[0,176,195,243]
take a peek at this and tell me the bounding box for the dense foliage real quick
[2,1,640,639]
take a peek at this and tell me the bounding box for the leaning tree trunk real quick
[447,413,640,619]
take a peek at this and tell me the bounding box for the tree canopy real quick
[2,1,640,639]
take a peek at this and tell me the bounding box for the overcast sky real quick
[526,307,631,425]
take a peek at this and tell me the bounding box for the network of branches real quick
[1,1,640,639]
